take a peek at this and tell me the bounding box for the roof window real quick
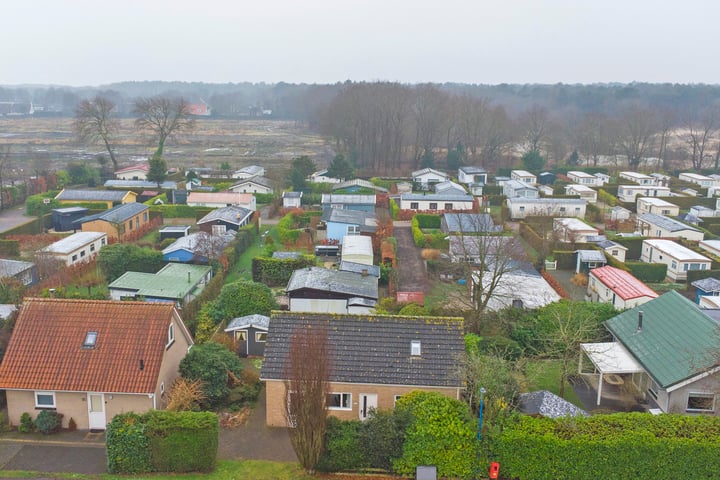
[83,331,98,349]
[411,341,421,356]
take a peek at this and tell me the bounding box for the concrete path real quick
[0,431,106,475]
[0,205,34,234]
[393,225,429,294]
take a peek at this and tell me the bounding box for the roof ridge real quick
[270,310,464,323]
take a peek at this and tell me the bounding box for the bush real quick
[18,412,34,433]
[179,342,244,407]
[145,410,218,473]
[479,335,523,360]
[316,417,369,472]
[359,408,412,471]
[252,255,316,286]
[625,261,667,283]
[106,412,153,474]
[97,243,165,282]
[34,410,62,434]
[493,413,720,480]
[393,391,478,479]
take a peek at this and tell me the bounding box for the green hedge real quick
[316,417,369,472]
[106,411,218,474]
[390,198,399,219]
[106,413,153,474]
[148,204,213,219]
[411,215,446,249]
[0,240,20,257]
[625,261,667,282]
[597,189,618,206]
[482,185,503,195]
[0,217,45,238]
[614,237,644,260]
[252,255,316,286]
[414,213,441,229]
[485,194,507,207]
[277,211,303,244]
[145,410,218,473]
[254,193,275,204]
[493,413,720,480]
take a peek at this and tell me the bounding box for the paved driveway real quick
[0,205,33,234]
[0,443,106,475]
[393,225,429,294]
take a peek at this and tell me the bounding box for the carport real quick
[579,342,645,405]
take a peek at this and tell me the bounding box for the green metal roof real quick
[604,290,720,389]
[110,263,212,300]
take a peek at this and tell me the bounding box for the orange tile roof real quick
[0,298,181,393]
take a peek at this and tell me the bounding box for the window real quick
[80,250,86,258]
[347,225,360,234]
[612,250,618,256]
[83,331,98,348]
[575,207,581,212]
[327,393,351,410]
[410,202,419,209]
[411,340,421,356]
[167,323,175,347]
[143,212,148,221]
[255,332,267,342]
[662,209,670,215]
[128,220,133,231]
[656,230,661,236]
[429,203,438,210]
[648,379,659,400]
[212,224,227,235]
[559,207,566,213]
[35,391,56,408]
[444,203,453,210]
[671,260,677,270]
[72,254,78,262]
[394,395,403,406]
[519,206,525,212]
[90,244,95,252]
[687,393,715,412]
[136,218,140,229]
[101,238,106,246]
[160,382,165,396]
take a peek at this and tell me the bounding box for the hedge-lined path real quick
[393,224,430,294]
[0,205,33,234]
[218,386,297,462]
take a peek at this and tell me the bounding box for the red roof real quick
[115,163,149,174]
[590,266,658,301]
[0,298,188,393]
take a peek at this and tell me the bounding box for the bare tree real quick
[73,95,120,170]
[614,104,657,169]
[520,104,551,153]
[411,84,450,167]
[681,107,718,171]
[284,323,331,473]
[574,112,612,167]
[134,96,196,157]
[0,146,12,210]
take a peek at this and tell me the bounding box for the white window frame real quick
[35,391,56,408]
[167,323,175,348]
[327,392,352,410]
[394,395,403,407]
[255,332,267,343]
[411,340,422,356]
[686,392,715,413]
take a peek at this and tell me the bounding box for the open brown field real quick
[0,117,331,179]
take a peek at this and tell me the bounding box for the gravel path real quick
[393,225,429,294]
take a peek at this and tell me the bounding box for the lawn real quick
[525,359,582,407]
[224,226,279,283]
[0,460,401,480]
[424,280,470,312]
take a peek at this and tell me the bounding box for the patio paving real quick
[545,268,588,301]
[571,375,649,414]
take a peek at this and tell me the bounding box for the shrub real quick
[19,412,34,433]
[479,335,523,360]
[359,409,412,471]
[68,417,77,432]
[316,417,368,472]
[145,410,218,473]
[179,342,244,407]
[166,378,207,412]
[34,410,62,434]
[393,391,478,479]
[106,412,153,474]
[252,255,316,286]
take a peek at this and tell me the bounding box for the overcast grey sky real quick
[3,0,719,86]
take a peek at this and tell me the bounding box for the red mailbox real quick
[489,461,500,479]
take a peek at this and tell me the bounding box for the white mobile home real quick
[506,198,586,220]
[636,197,680,216]
[588,266,658,310]
[565,184,598,203]
[636,214,704,241]
[553,218,600,243]
[567,171,602,186]
[510,170,537,185]
[399,193,474,212]
[619,171,656,185]
[640,239,711,281]
[503,179,539,198]
[41,232,107,266]
[679,172,714,188]
[617,185,672,203]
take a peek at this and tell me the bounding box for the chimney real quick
[637,311,643,333]
[139,359,144,371]
[361,268,368,277]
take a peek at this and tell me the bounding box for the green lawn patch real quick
[424,280,469,312]
[525,359,582,407]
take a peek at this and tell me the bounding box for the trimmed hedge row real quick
[686,268,720,286]
[0,239,20,257]
[252,255,316,286]
[625,261,667,282]
[552,250,575,270]
[411,215,446,249]
[148,204,213,219]
[107,411,218,474]
[493,413,720,480]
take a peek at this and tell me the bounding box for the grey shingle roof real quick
[442,213,502,233]
[162,232,234,256]
[519,390,588,418]
[638,213,699,233]
[56,189,131,202]
[287,267,378,300]
[576,250,607,263]
[0,259,34,277]
[339,261,381,277]
[321,208,377,232]
[225,314,270,331]
[459,166,487,174]
[260,312,464,387]
[197,206,253,226]
[691,277,720,293]
[230,176,273,189]
[75,203,149,225]
[333,179,388,193]
[272,251,303,259]
[282,191,302,198]
[321,194,376,205]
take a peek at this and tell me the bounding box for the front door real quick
[235,330,248,357]
[88,393,106,430]
[358,393,378,421]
